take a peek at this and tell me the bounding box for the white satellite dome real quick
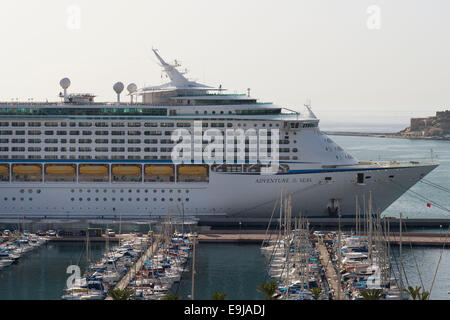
[59,78,71,89]
[127,83,137,94]
[113,82,124,94]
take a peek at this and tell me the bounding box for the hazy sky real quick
[0,0,449,129]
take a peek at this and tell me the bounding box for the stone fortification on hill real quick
[400,110,450,138]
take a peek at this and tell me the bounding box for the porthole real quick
[20,189,24,193]
[161,198,165,201]
[71,198,74,201]
[37,190,41,194]
[185,198,189,202]
[103,198,107,201]
[128,198,132,201]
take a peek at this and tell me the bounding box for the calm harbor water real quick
[0,242,107,300]
[0,135,449,300]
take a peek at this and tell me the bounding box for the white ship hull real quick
[0,162,436,218]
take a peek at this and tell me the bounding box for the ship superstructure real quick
[0,50,438,218]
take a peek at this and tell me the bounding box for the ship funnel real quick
[59,77,71,102]
[113,82,124,104]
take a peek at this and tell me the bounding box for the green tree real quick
[404,286,421,300]
[257,281,278,300]
[359,289,384,300]
[418,290,430,300]
[310,287,322,300]
[212,291,227,300]
[108,288,134,300]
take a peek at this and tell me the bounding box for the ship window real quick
[357,173,364,184]
[128,131,141,136]
[78,122,92,127]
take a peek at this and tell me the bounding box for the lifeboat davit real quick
[145,166,173,176]
[79,165,108,175]
[0,165,8,175]
[178,165,207,176]
[13,165,42,175]
[46,165,75,175]
[112,166,141,175]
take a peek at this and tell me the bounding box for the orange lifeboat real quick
[178,165,207,176]
[112,166,141,176]
[46,165,75,175]
[79,165,108,175]
[145,166,173,176]
[13,165,42,175]
[0,165,8,175]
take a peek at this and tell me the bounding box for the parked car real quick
[106,229,115,237]
[36,230,47,236]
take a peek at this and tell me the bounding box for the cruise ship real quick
[0,50,438,219]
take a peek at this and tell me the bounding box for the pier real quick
[105,235,161,299]
[316,238,345,300]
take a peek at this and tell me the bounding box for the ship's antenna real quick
[59,78,71,103]
[127,83,137,104]
[113,82,124,105]
[304,99,317,119]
